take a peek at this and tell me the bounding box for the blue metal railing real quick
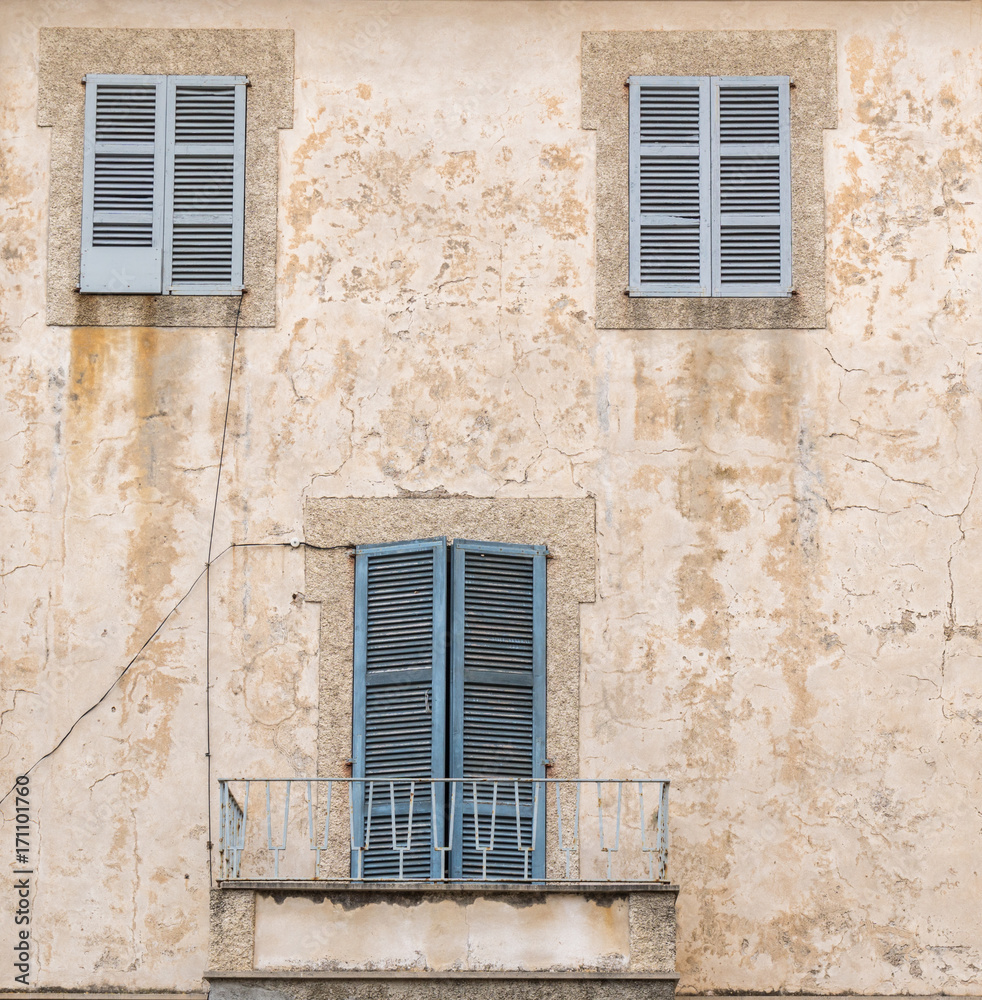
[218,777,670,884]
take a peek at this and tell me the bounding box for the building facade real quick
[0,1,980,998]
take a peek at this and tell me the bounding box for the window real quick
[629,75,790,298]
[352,537,546,880]
[81,74,246,295]
[581,29,836,329]
[39,27,292,327]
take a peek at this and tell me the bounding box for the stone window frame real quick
[303,497,596,880]
[38,28,294,328]
[582,30,837,330]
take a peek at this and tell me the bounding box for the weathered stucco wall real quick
[211,885,676,992]
[1,0,981,994]
[253,891,633,972]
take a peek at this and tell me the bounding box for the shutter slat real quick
[352,539,447,880]
[718,86,781,143]
[451,540,546,880]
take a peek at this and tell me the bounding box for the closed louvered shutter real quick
[712,77,791,296]
[450,540,546,880]
[81,75,166,293]
[629,76,711,296]
[163,76,246,293]
[352,538,447,879]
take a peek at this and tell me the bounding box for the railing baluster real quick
[554,782,567,878]
[407,780,415,856]
[347,781,361,880]
[488,781,498,881]
[263,779,291,879]
[513,780,527,880]
[305,781,314,876]
[638,781,652,881]
[401,781,416,880]
[658,780,670,882]
[610,781,623,880]
[596,780,605,878]
[266,778,292,878]
[432,780,453,880]
[219,783,227,879]
[364,780,375,877]
[308,779,333,877]
[236,782,249,879]
[387,781,398,878]
[323,779,333,876]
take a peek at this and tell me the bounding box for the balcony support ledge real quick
[205,970,680,981]
[218,880,678,892]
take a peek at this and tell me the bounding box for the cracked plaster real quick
[0,0,980,995]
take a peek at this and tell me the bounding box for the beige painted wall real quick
[253,892,632,972]
[0,0,980,994]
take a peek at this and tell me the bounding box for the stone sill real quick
[219,880,678,893]
[204,970,680,981]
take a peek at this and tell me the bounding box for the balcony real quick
[208,777,678,999]
[218,777,669,883]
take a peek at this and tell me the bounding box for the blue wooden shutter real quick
[80,75,166,293]
[163,76,246,294]
[450,540,546,880]
[711,76,791,296]
[629,76,711,297]
[352,538,447,879]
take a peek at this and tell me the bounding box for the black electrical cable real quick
[0,286,352,840]
[0,558,211,802]
[204,292,244,886]
[208,293,243,566]
[0,540,352,812]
